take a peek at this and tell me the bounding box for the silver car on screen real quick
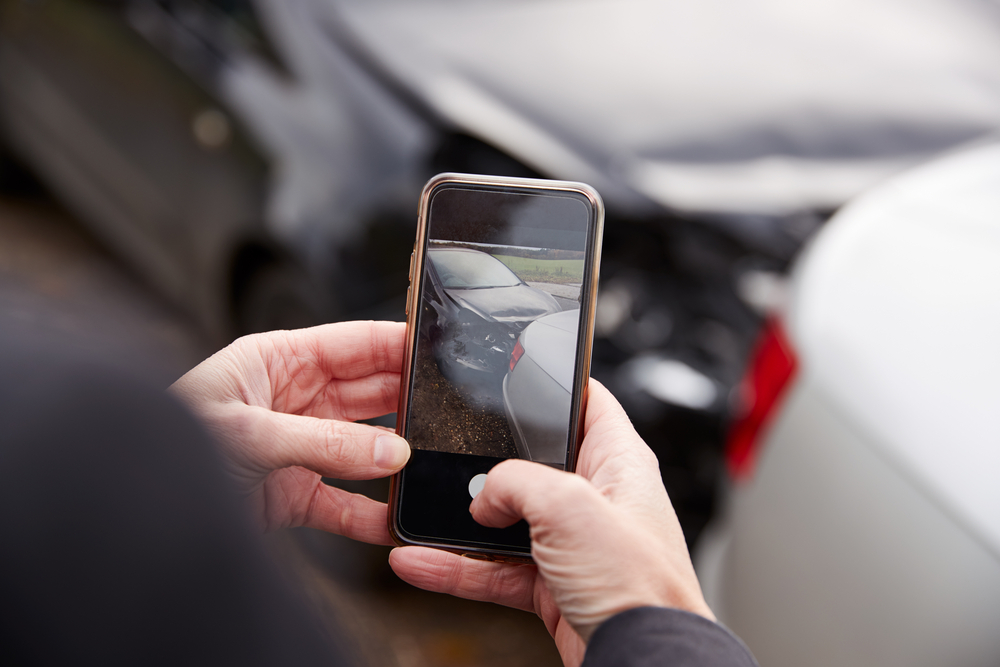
[502,308,580,467]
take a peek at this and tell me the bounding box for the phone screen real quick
[394,178,601,555]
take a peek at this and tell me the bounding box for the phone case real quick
[389,173,604,561]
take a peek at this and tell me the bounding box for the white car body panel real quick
[704,382,1000,667]
[503,308,580,465]
[519,308,580,392]
[789,141,1000,554]
[698,141,1000,665]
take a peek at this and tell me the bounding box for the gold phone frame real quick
[389,172,605,561]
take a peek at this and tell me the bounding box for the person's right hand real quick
[389,381,715,667]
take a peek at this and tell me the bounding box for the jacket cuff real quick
[583,606,758,667]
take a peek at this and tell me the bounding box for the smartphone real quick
[389,173,604,560]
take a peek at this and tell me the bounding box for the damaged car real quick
[420,245,562,405]
[5,0,1000,544]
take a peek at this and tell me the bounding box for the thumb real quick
[228,404,410,479]
[470,460,630,641]
[470,459,605,534]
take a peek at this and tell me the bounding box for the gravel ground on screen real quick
[406,339,518,458]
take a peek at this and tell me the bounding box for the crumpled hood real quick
[331,0,1000,215]
[446,285,560,323]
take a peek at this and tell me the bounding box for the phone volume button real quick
[408,252,414,282]
[405,286,411,315]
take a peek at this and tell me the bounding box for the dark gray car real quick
[421,246,561,403]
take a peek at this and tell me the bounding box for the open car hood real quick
[331,0,1000,216]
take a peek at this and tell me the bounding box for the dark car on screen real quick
[421,246,561,403]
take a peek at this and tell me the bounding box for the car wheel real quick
[233,262,333,335]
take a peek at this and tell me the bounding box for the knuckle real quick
[443,555,468,597]
[321,420,351,459]
[489,458,526,482]
[370,321,387,368]
[378,372,399,411]
[322,419,374,468]
[302,480,327,528]
[545,473,596,511]
[631,440,660,468]
[337,495,354,535]
[479,568,504,601]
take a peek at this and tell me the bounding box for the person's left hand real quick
[168,321,410,544]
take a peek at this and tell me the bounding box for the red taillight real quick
[509,339,525,371]
[725,317,797,481]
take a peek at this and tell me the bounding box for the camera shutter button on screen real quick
[468,473,488,498]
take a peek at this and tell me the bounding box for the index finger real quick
[267,320,407,382]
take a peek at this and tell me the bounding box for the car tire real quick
[234,261,333,335]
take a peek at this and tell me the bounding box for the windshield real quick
[428,249,522,289]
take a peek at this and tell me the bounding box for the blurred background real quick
[2,1,1000,665]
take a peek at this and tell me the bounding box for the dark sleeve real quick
[0,347,354,666]
[582,607,758,667]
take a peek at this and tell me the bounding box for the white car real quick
[696,140,1000,666]
[503,308,580,467]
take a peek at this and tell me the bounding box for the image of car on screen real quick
[421,245,563,407]
[502,308,581,467]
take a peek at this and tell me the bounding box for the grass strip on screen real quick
[493,255,584,284]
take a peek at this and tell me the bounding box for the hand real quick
[389,381,714,667]
[168,321,410,544]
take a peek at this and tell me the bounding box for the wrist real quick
[652,585,716,623]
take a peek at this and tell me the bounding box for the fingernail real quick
[374,435,410,469]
